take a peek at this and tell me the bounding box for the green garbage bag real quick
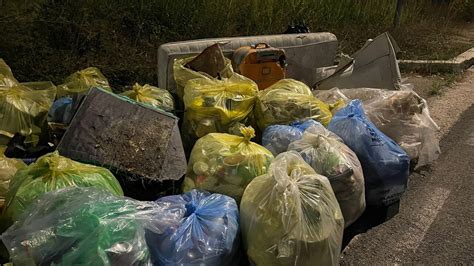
[57,67,112,98]
[121,83,175,112]
[1,187,179,265]
[0,146,26,200]
[182,126,273,202]
[240,151,344,266]
[173,54,234,100]
[0,59,19,89]
[3,151,123,220]
[254,79,332,130]
[0,83,56,146]
[182,75,258,144]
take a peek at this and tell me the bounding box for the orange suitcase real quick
[233,43,286,90]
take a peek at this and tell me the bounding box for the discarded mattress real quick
[158,32,338,94]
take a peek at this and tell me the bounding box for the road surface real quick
[341,68,474,264]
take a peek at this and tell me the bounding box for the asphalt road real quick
[341,103,474,264]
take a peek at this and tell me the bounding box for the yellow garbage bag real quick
[0,59,19,89]
[173,56,234,100]
[0,146,26,199]
[0,84,56,146]
[57,67,111,98]
[182,126,273,202]
[121,83,175,112]
[4,151,124,220]
[240,151,344,266]
[182,75,258,142]
[254,79,333,130]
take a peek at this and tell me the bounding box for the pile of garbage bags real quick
[0,34,443,265]
[240,151,344,265]
[2,187,240,265]
[183,126,273,202]
[315,87,440,168]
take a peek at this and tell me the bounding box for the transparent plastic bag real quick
[240,151,344,266]
[57,67,112,98]
[315,87,440,168]
[0,83,56,146]
[261,119,321,156]
[355,88,440,168]
[328,100,410,206]
[182,75,258,142]
[0,59,19,89]
[182,126,273,202]
[146,189,240,265]
[4,151,124,220]
[2,187,181,265]
[288,123,366,227]
[173,56,234,100]
[254,79,332,130]
[121,83,175,112]
[0,146,26,199]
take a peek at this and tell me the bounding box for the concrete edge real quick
[398,47,474,74]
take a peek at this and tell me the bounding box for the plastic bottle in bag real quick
[146,189,240,265]
[240,151,344,266]
[182,126,273,202]
[288,123,366,227]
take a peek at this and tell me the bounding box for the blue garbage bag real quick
[328,100,409,206]
[48,96,73,124]
[146,189,240,266]
[262,119,322,156]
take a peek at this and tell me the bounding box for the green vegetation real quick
[0,0,472,89]
[428,73,459,96]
